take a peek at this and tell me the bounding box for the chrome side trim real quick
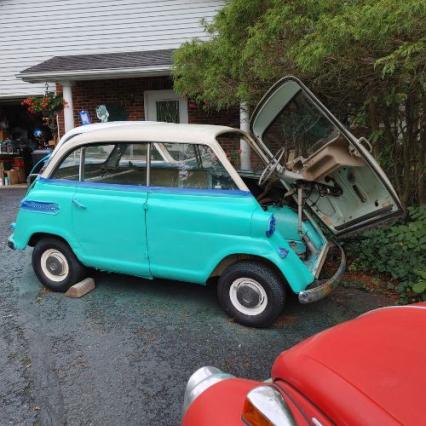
[20,200,60,215]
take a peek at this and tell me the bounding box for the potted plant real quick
[21,92,65,144]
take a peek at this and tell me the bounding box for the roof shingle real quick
[21,49,174,74]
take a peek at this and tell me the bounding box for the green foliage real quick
[173,0,426,205]
[347,206,426,302]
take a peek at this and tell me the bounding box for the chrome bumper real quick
[183,366,233,415]
[298,245,346,304]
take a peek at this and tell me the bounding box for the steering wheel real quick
[258,162,279,186]
[258,147,286,186]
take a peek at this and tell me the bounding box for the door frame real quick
[144,89,188,123]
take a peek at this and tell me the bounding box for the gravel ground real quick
[0,188,393,426]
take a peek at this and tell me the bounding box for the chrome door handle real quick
[72,198,87,209]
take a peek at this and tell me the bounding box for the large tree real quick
[173,0,426,205]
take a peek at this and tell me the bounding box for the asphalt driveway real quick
[0,188,393,426]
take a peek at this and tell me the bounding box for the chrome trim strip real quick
[20,200,60,215]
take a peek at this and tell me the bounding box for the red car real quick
[182,304,426,426]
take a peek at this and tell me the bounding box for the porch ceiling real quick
[17,49,174,82]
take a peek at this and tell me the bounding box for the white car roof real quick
[61,120,160,137]
[54,121,159,151]
[42,122,248,190]
[60,122,237,147]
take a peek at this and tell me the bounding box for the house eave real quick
[17,65,172,83]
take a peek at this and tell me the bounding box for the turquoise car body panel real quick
[9,177,326,293]
[72,180,150,277]
[10,179,79,251]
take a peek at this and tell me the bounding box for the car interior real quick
[52,142,237,190]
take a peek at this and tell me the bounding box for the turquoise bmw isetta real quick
[8,77,402,327]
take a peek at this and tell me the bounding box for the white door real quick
[144,90,188,123]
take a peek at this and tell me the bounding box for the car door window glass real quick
[51,148,81,180]
[263,90,339,164]
[150,142,238,190]
[83,143,147,186]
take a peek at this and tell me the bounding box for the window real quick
[262,90,339,163]
[150,143,238,190]
[82,143,148,186]
[51,148,81,180]
[216,132,265,175]
[156,100,179,123]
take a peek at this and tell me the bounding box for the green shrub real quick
[347,205,426,303]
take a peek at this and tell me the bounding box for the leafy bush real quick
[173,0,426,205]
[347,206,426,302]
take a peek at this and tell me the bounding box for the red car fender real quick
[182,377,309,425]
[182,378,260,426]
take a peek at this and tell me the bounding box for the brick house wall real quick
[56,77,239,137]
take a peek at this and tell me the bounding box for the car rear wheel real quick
[217,261,286,328]
[32,237,87,292]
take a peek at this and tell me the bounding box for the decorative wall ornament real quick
[96,105,109,123]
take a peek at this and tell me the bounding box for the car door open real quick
[250,76,403,237]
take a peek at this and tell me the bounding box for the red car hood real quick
[272,304,426,425]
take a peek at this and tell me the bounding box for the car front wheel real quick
[32,237,87,292]
[217,261,286,327]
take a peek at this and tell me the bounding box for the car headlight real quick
[182,366,233,415]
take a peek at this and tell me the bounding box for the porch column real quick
[61,81,75,133]
[240,102,251,170]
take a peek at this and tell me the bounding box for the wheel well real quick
[209,254,286,283]
[28,232,69,248]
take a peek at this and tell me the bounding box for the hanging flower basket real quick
[21,92,65,143]
[21,92,65,116]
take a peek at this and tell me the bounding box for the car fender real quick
[206,238,314,293]
[12,221,81,258]
[182,378,260,426]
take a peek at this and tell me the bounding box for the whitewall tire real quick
[217,261,286,328]
[32,237,87,292]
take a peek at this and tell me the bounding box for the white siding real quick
[0,0,224,98]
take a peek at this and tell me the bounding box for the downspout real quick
[240,102,251,170]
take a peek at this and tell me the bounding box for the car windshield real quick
[262,90,340,163]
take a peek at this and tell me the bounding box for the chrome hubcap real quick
[229,278,268,316]
[40,249,69,282]
[46,255,65,275]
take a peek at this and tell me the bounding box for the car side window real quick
[150,142,238,190]
[82,143,148,186]
[51,148,82,180]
